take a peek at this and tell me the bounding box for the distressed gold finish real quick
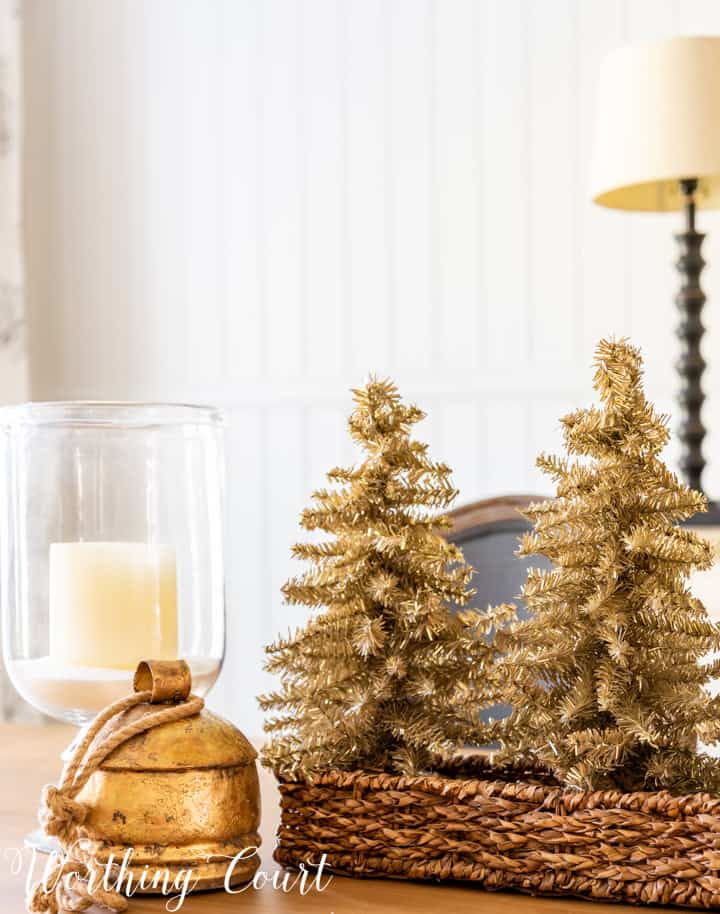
[73,660,261,891]
[132,658,192,703]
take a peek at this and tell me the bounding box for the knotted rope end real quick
[38,785,88,843]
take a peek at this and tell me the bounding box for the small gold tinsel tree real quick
[502,338,720,793]
[260,379,511,779]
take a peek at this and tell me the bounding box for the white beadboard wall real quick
[20,0,720,732]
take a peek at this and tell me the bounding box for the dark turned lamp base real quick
[676,177,708,495]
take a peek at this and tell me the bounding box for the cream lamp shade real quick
[590,36,720,211]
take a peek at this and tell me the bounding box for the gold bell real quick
[71,659,261,891]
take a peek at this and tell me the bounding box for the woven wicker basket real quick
[274,756,720,908]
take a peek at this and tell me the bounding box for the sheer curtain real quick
[0,0,28,720]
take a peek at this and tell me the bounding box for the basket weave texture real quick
[274,756,720,908]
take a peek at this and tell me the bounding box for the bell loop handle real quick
[133,659,192,703]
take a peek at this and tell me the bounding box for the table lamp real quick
[589,36,720,494]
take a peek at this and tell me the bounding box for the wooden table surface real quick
[0,723,658,914]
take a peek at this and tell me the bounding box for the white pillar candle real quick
[49,542,178,670]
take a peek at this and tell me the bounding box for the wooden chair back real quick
[446,495,550,613]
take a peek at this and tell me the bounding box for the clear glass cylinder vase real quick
[0,402,226,724]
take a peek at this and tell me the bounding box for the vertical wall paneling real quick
[215,407,269,725]
[263,0,304,381]
[265,408,308,639]
[577,0,629,354]
[485,401,534,497]
[527,398,577,493]
[389,0,434,383]
[527,0,575,369]
[221,0,264,382]
[434,0,480,377]
[184,0,223,385]
[303,0,344,379]
[345,0,390,377]
[122,2,151,392]
[306,404,349,492]
[674,1,720,35]
[481,0,532,370]
[417,395,445,470]
[142,0,190,396]
[55,0,82,388]
[442,400,482,502]
[656,395,681,477]
[88,1,130,390]
[23,0,720,733]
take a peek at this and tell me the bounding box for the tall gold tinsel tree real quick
[501,338,720,793]
[260,378,512,780]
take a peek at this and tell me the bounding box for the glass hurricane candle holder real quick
[0,402,226,725]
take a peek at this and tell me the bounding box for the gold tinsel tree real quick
[260,378,512,779]
[501,338,720,793]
